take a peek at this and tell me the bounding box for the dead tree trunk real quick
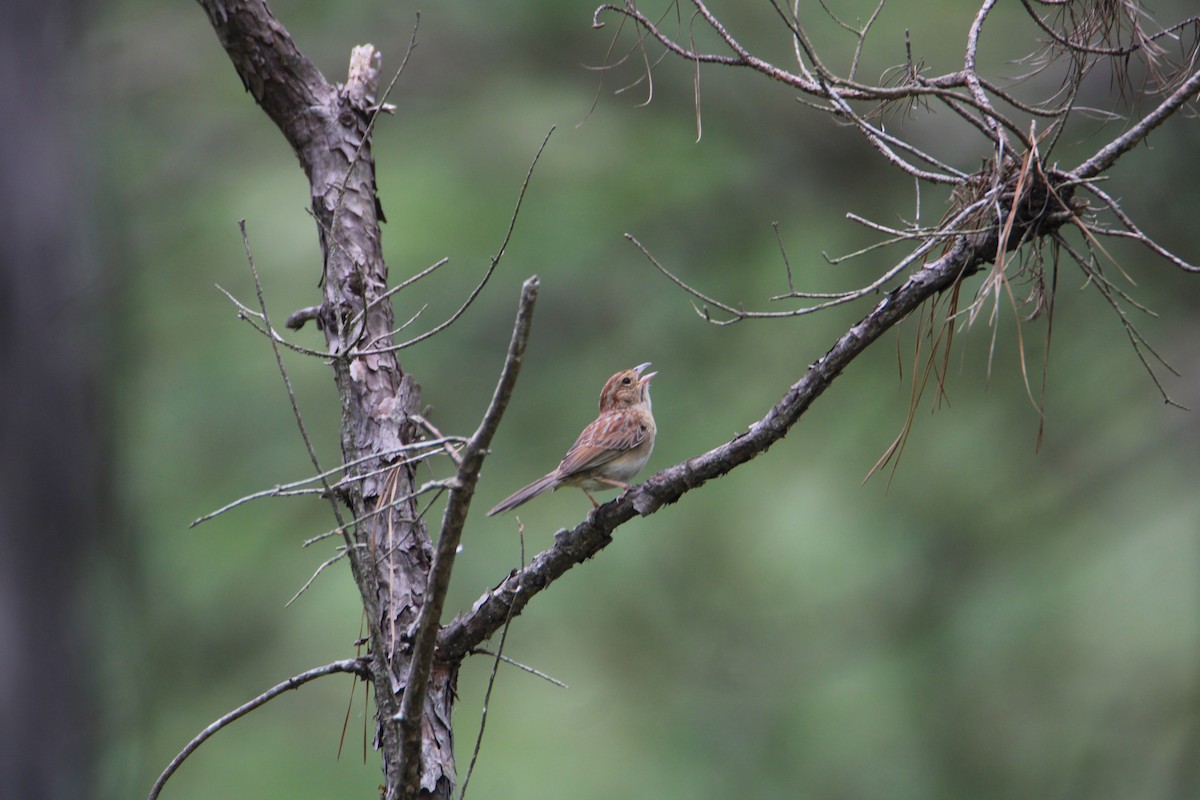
[196,2,454,796]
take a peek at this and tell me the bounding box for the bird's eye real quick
[621,377,632,385]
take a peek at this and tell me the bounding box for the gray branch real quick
[396,277,539,794]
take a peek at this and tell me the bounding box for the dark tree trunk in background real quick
[0,0,100,798]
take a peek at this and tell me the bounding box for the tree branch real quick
[194,0,332,158]
[1073,65,1200,180]
[396,276,539,797]
[147,658,370,800]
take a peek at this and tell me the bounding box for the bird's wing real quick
[556,411,648,477]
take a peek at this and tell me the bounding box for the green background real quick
[83,1,1200,798]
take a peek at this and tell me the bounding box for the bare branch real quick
[1082,182,1200,273]
[459,528,527,800]
[190,437,464,528]
[963,0,1005,146]
[301,477,455,549]
[466,649,568,689]
[1052,232,1185,407]
[239,221,352,549]
[285,546,352,606]
[1073,66,1200,180]
[396,276,540,795]
[214,283,335,358]
[633,196,992,322]
[820,87,965,184]
[1019,0,1198,65]
[410,413,465,468]
[346,256,450,337]
[147,658,370,800]
[357,128,555,356]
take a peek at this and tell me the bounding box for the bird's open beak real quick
[634,362,656,383]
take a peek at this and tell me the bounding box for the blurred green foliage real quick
[87,1,1199,798]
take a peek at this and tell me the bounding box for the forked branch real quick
[396,276,540,795]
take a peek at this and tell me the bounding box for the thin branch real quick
[1019,0,1199,60]
[459,527,527,800]
[357,128,556,356]
[215,284,335,358]
[466,649,568,689]
[632,197,991,322]
[239,222,352,548]
[1083,182,1199,272]
[190,437,465,528]
[147,658,370,800]
[963,0,1005,146]
[818,230,917,268]
[599,0,1031,128]
[410,413,465,468]
[1073,65,1200,179]
[396,276,540,796]
[820,85,966,184]
[811,0,886,81]
[302,477,455,548]
[1053,232,1184,407]
[285,546,352,606]
[786,0,818,83]
[594,2,805,79]
[346,256,450,336]
[772,221,797,296]
[361,303,430,350]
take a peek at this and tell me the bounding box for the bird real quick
[488,362,657,516]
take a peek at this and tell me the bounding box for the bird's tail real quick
[487,473,558,516]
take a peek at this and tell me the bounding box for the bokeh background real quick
[4,1,1199,798]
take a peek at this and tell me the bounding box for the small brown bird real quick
[488,363,657,516]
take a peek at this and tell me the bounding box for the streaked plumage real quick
[488,363,657,516]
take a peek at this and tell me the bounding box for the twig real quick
[459,525,527,799]
[214,284,335,358]
[631,196,990,323]
[1073,66,1200,179]
[346,256,449,342]
[359,128,556,356]
[1082,183,1199,272]
[963,0,1005,147]
[820,85,965,184]
[395,276,540,795]
[1053,232,1184,407]
[285,546,352,607]
[466,649,568,689]
[147,658,370,800]
[238,222,352,548]
[190,432,465,528]
[772,221,797,296]
[302,477,455,548]
[410,414,465,467]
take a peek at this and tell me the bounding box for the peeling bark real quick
[195,1,455,795]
